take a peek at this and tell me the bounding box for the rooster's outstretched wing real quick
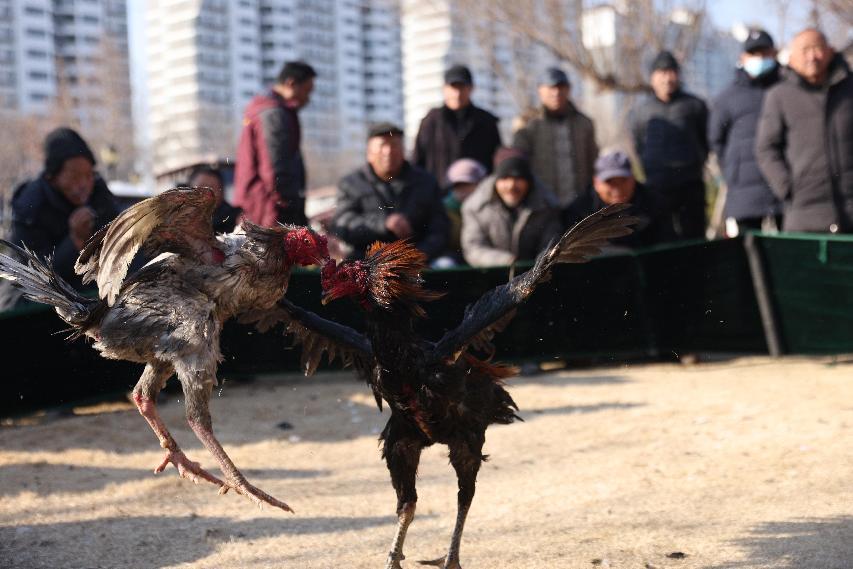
[75,187,220,305]
[240,296,376,380]
[430,203,637,363]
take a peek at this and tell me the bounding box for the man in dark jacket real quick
[756,28,853,233]
[709,29,783,235]
[565,150,675,248]
[630,51,709,240]
[233,61,315,227]
[411,64,502,188]
[512,67,598,207]
[332,122,449,261]
[10,127,119,290]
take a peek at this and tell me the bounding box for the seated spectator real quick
[461,154,562,267]
[331,122,449,260]
[188,164,242,233]
[440,158,488,265]
[10,127,120,290]
[564,150,675,248]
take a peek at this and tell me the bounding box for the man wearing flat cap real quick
[332,122,449,260]
[629,50,709,240]
[10,127,119,291]
[411,64,502,188]
[709,29,782,236]
[512,67,598,208]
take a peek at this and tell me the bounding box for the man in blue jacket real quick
[709,29,782,236]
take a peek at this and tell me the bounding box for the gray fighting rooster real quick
[0,186,329,512]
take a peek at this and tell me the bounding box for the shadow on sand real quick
[706,516,853,569]
[0,514,393,569]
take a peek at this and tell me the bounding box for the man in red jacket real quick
[234,61,316,227]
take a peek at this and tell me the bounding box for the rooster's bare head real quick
[320,241,442,317]
[283,226,329,267]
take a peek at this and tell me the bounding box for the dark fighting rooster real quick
[252,204,635,567]
[0,186,329,512]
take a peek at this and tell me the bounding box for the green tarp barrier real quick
[0,234,817,417]
[752,232,853,354]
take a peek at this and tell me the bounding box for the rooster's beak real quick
[321,293,333,306]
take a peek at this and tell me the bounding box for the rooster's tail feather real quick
[0,240,98,337]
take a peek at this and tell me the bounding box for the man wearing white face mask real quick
[709,29,782,236]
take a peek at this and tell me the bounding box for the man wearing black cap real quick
[10,127,119,290]
[629,50,709,240]
[411,64,502,188]
[512,67,598,207]
[709,29,782,236]
[332,122,449,261]
[461,154,562,267]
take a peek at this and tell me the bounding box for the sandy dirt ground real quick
[1,356,853,569]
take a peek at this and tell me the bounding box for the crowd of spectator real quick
[7,26,851,285]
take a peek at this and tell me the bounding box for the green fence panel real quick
[756,233,853,354]
[639,238,767,355]
[0,237,772,416]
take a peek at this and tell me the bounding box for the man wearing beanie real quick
[10,127,119,290]
[461,152,562,267]
[629,50,709,239]
[332,122,449,261]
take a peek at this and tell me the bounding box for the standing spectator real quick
[709,29,783,236]
[441,158,488,264]
[630,51,709,239]
[9,127,119,290]
[331,122,449,261]
[565,150,675,248]
[411,64,502,188]
[233,61,316,227]
[756,28,853,233]
[188,165,242,234]
[461,154,562,267]
[512,67,598,207]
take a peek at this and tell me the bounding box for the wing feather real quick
[75,187,219,305]
[239,298,375,378]
[430,203,637,363]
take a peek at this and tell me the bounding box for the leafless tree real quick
[457,0,706,95]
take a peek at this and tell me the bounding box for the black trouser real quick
[276,198,307,226]
[656,179,706,240]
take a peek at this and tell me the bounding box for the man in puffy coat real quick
[756,28,853,233]
[461,154,562,267]
[709,29,782,236]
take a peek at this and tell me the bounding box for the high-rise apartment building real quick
[146,0,404,185]
[0,0,132,176]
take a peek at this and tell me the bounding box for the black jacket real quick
[332,163,449,260]
[564,182,676,248]
[630,90,709,192]
[709,68,782,220]
[756,55,853,232]
[411,104,502,188]
[10,174,119,289]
